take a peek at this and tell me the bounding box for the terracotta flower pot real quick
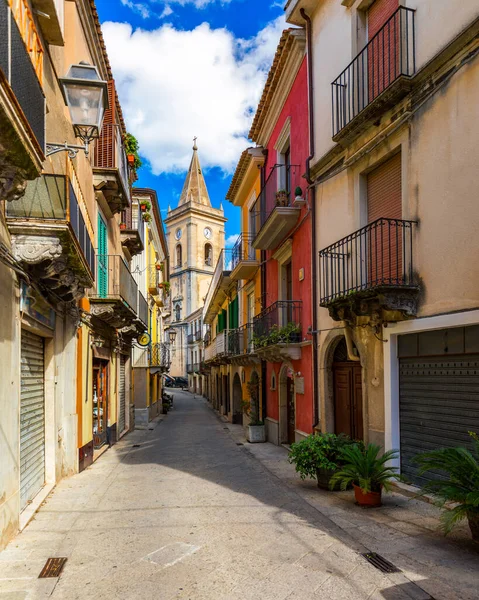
[127,154,135,165]
[119,223,127,230]
[140,204,147,211]
[353,484,382,507]
[468,512,479,542]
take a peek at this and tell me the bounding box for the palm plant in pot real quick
[288,433,356,490]
[413,432,479,541]
[330,443,400,507]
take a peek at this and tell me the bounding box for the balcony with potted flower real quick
[120,204,144,257]
[253,300,303,362]
[251,164,303,251]
[230,234,259,281]
[228,324,259,366]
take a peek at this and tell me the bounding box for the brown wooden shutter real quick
[368,0,399,39]
[367,152,402,222]
[367,152,403,285]
[94,80,116,168]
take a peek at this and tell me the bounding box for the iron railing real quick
[203,249,233,317]
[187,363,194,374]
[251,164,302,238]
[6,174,95,277]
[319,218,416,305]
[231,233,257,270]
[93,124,130,201]
[229,324,255,356]
[332,6,415,137]
[187,333,194,344]
[193,363,200,373]
[147,265,160,294]
[91,254,138,312]
[137,291,149,326]
[195,330,202,341]
[1,0,45,150]
[121,203,145,247]
[150,343,170,368]
[204,329,233,362]
[253,301,302,347]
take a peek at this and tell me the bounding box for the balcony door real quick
[367,0,400,101]
[367,152,402,286]
[332,338,363,440]
[97,214,108,298]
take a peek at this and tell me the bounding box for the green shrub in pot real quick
[288,433,356,489]
[413,432,479,541]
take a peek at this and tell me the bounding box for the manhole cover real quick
[39,558,67,578]
[361,552,400,573]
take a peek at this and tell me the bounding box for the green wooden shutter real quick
[97,214,108,298]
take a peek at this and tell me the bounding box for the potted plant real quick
[162,402,169,414]
[155,263,163,271]
[143,212,152,223]
[124,133,142,171]
[288,433,356,490]
[330,443,400,507]
[244,379,265,443]
[159,281,171,294]
[140,200,151,212]
[276,189,289,207]
[120,223,127,231]
[413,432,479,541]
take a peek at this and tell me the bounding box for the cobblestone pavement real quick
[1,390,478,600]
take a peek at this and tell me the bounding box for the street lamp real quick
[46,62,109,158]
[168,329,177,345]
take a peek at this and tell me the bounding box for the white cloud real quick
[120,0,152,19]
[101,15,286,175]
[225,234,239,246]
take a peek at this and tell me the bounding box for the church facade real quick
[164,143,226,377]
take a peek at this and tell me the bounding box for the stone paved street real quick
[1,391,479,600]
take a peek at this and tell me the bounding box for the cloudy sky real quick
[95,0,286,243]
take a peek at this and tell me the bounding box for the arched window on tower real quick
[205,243,213,267]
[176,244,182,267]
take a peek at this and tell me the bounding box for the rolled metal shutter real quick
[367,152,402,222]
[20,330,45,509]
[119,355,126,435]
[399,355,479,486]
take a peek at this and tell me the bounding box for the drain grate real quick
[132,444,141,448]
[362,552,401,574]
[39,557,67,578]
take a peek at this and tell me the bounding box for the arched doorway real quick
[332,338,363,440]
[279,366,295,445]
[232,374,243,424]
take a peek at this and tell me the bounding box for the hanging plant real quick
[143,212,152,223]
[159,281,171,294]
[140,200,151,212]
[124,133,142,171]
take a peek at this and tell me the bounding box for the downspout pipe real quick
[300,8,320,431]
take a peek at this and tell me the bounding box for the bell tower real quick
[164,141,226,377]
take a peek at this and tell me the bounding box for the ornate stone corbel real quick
[12,235,63,264]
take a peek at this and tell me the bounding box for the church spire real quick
[178,139,211,207]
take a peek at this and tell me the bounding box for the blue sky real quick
[95,0,286,244]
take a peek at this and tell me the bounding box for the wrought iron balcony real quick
[251,164,302,251]
[195,330,203,341]
[228,324,259,366]
[187,333,195,345]
[253,301,303,361]
[332,6,415,141]
[203,249,233,324]
[120,204,144,257]
[93,115,131,213]
[89,255,144,332]
[319,218,418,321]
[0,0,45,197]
[150,343,170,371]
[187,363,194,374]
[7,173,95,303]
[231,234,259,280]
[147,265,161,296]
[204,330,233,365]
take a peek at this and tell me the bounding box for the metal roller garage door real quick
[399,353,479,486]
[119,355,126,435]
[20,330,45,509]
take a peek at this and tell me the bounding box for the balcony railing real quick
[204,330,233,363]
[187,363,194,374]
[94,123,130,201]
[319,218,417,306]
[150,343,170,368]
[1,0,45,152]
[195,330,202,341]
[203,249,233,322]
[91,254,138,312]
[6,174,95,277]
[229,324,255,356]
[137,291,149,327]
[121,204,144,256]
[232,234,257,270]
[332,6,415,138]
[187,333,194,344]
[253,301,302,348]
[147,265,160,295]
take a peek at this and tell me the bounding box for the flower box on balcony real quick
[275,190,289,207]
[120,223,127,230]
[143,213,152,223]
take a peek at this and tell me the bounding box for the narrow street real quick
[0,390,478,600]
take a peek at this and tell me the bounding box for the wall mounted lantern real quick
[46,62,108,158]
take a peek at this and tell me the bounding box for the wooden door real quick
[287,376,295,444]
[333,363,363,440]
[93,360,108,449]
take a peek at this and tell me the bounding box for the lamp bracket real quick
[46,141,90,159]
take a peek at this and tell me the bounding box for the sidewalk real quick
[219,410,479,600]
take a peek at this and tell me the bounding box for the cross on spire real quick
[193,136,198,150]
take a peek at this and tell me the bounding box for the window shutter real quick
[367,152,402,223]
